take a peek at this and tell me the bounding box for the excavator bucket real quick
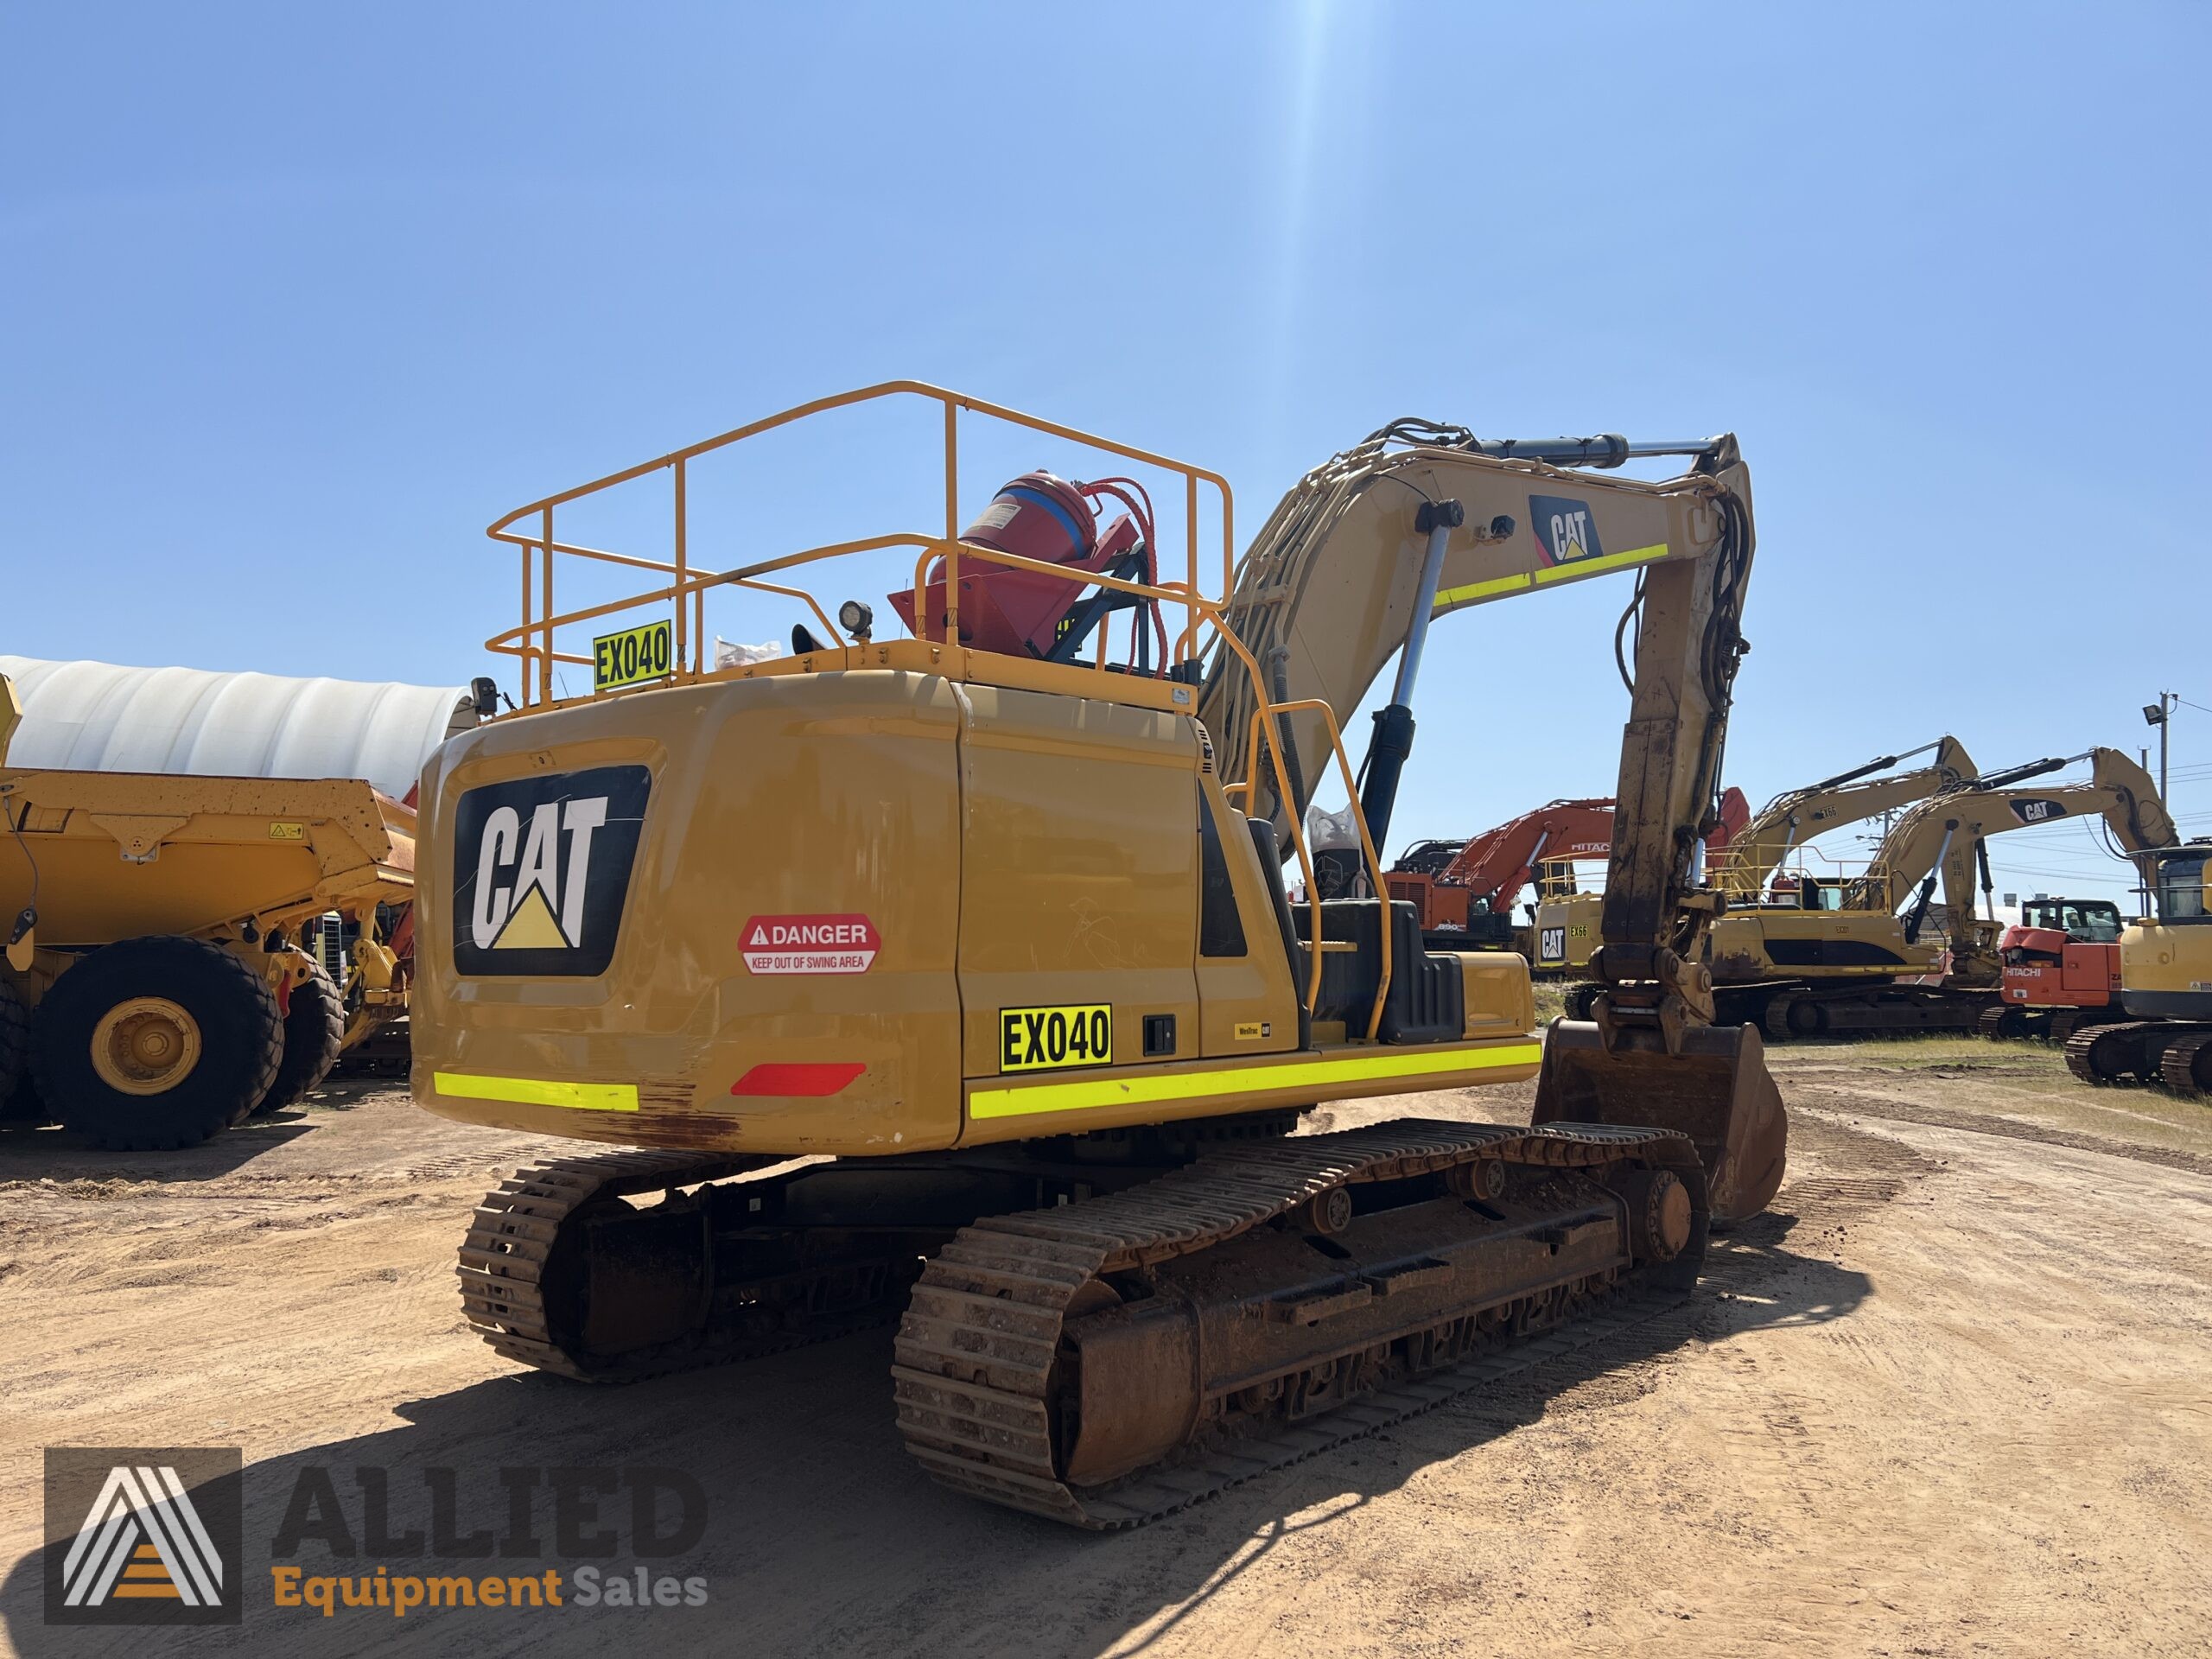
[1532,1020,1787,1228]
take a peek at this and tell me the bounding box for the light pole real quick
[2143,692,2176,804]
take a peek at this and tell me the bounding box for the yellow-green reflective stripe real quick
[1530,543,1669,586]
[969,1041,1542,1121]
[1430,571,1532,611]
[434,1071,639,1112]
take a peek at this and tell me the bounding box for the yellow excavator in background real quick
[413,385,1784,1528]
[1707,748,2171,1038]
[1555,736,1972,1024]
[1708,736,1980,900]
[2064,840,2212,1091]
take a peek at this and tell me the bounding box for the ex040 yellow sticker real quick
[999,1004,1111,1072]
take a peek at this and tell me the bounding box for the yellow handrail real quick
[482,382,1406,1036]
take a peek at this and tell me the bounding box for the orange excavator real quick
[1980,897,2127,1041]
[1389,790,1747,953]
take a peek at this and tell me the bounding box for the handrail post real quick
[673,457,689,673]
[518,543,532,708]
[540,505,555,705]
[943,398,960,646]
[1186,472,1198,599]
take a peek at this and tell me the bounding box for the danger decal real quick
[741,914,880,976]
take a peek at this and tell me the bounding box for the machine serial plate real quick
[1000,1003,1112,1073]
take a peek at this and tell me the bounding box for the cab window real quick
[2063,902,2122,943]
[2157,855,2208,923]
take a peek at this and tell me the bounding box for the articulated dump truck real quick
[0,676,414,1147]
[413,385,1788,1527]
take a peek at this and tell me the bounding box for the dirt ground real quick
[2,1038,2208,1658]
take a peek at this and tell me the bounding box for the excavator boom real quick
[1202,429,1755,857]
[1871,748,2175,976]
[1438,797,1617,908]
[1201,424,1782,1223]
[1713,736,1980,899]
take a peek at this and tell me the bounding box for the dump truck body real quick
[0,734,416,1145]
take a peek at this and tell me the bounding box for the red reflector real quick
[730,1062,866,1097]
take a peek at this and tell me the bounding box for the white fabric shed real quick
[0,654,479,800]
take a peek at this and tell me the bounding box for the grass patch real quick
[1805,1035,2056,1068]
[1532,982,1573,1026]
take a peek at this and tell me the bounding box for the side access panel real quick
[954,686,1202,1083]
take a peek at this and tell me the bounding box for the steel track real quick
[891,1117,1702,1527]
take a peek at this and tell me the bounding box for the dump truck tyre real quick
[0,976,38,1128]
[253,962,345,1117]
[30,937,284,1150]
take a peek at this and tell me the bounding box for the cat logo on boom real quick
[2009,798,2069,825]
[1529,493,1605,569]
[453,765,651,977]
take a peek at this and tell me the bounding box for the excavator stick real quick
[1532,1020,1787,1228]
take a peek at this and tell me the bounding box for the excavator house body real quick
[1998,900,2124,1012]
[413,666,1541,1156]
[1706,904,1940,984]
[2120,850,2212,1022]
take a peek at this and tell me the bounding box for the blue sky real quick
[5,3,2207,909]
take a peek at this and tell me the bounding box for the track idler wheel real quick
[1610,1167,1693,1262]
[1532,1019,1787,1229]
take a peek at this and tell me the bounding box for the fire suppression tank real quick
[958,473,1099,567]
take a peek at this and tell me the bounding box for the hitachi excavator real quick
[2064,840,2212,1091]
[1387,797,1616,949]
[411,385,1785,1528]
[1525,789,1749,974]
[1390,791,1747,969]
[1706,748,2172,1037]
[1980,897,2128,1043]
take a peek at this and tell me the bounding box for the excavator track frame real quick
[1728,981,1999,1040]
[1978,1002,2130,1045]
[892,1117,1704,1527]
[461,1150,927,1382]
[2064,1020,2212,1094]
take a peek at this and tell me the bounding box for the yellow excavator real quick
[1548,738,1981,1002]
[1707,748,2171,1038]
[412,385,1784,1527]
[1708,736,1980,901]
[2064,840,2212,1091]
